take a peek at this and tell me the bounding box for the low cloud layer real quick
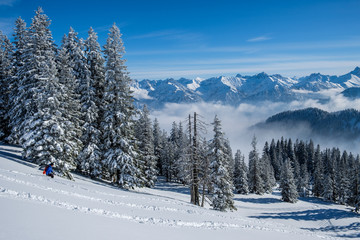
[150,90,360,159]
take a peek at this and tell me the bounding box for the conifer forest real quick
[0,8,360,213]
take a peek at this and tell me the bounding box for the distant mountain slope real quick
[256,108,360,139]
[341,87,360,99]
[131,67,360,108]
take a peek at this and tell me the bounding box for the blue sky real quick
[1,0,360,80]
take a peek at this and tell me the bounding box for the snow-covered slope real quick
[131,67,360,108]
[0,144,359,240]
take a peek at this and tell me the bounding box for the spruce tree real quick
[322,149,337,201]
[135,105,158,187]
[57,32,84,173]
[354,160,360,212]
[153,118,163,175]
[161,138,176,181]
[321,149,335,201]
[348,154,359,207]
[337,151,350,204]
[269,139,281,181]
[200,137,211,207]
[234,150,249,194]
[248,136,264,194]
[260,143,276,193]
[77,27,105,178]
[312,145,323,197]
[306,139,315,179]
[19,8,80,179]
[101,23,142,189]
[0,32,13,141]
[169,121,180,180]
[208,116,236,211]
[280,158,298,203]
[175,122,191,184]
[298,163,310,197]
[7,17,28,144]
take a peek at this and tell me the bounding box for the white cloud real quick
[129,29,204,43]
[247,36,272,42]
[130,87,153,100]
[150,93,360,161]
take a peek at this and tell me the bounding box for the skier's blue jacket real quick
[46,165,53,175]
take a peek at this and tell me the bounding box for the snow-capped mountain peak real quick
[131,67,360,108]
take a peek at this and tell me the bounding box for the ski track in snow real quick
[0,172,198,214]
[0,167,193,206]
[0,166,341,240]
[0,168,207,214]
[0,186,338,239]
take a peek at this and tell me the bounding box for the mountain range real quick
[131,67,360,108]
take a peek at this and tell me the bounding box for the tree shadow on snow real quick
[235,197,281,204]
[302,222,360,239]
[250,208,357,221]
[154,177,190,195]
[299,196,335,206]
[0,145,22,154]
[0,149,37,169]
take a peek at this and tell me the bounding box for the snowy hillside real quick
[131,67,360,108]
[1,144,359,240]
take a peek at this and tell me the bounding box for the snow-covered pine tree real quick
[322,173,335,202]
[135,105,158,187]
[175,122,191,184]
[337,151,350,204]
[60,27,91,171]
[298,163,310,197]
[101,23,142,189]
[200,137,211,207]
[269,139,281,181]
[234,150,249,194]
[208,115,236,211]
[19,8,80,179]
[7,17,28,144]
[224,138,234,181]
[312,144,323,197]
[0,32,13,141]
[153,118,163,175]
[354,157,360,212]
[348,153,359,207]
[56,33,84,174]
[160,136,176,182]
[321,149,336,201]
[248,136,264,195]
[169,121,180,180]
[260,142,276,193]
[306,139,315,179]
[76,27,105,178]
[280,158,298,203]
[85,27,105,121]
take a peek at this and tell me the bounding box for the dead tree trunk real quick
[192,112,200,206]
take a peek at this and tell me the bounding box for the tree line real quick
[0,8,359,212]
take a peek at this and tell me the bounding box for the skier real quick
[43,163,55,178]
